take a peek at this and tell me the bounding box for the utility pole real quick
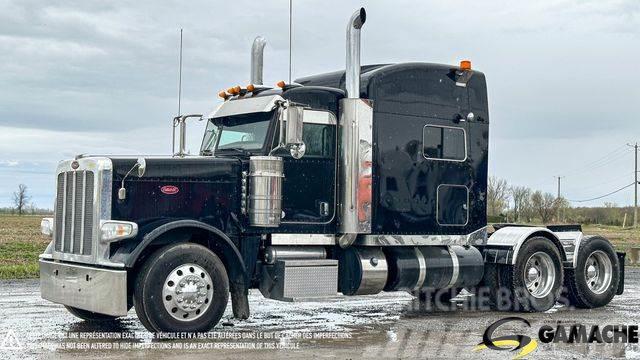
[627,143,638,228]
[555,176,563,222]
[555,176,562,199]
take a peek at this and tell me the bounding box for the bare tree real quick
[12,184,30,216]
[487,176,510,217]
[510,185,531,222]
[531,191,566,223]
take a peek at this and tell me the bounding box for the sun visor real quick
[207,95,284,119]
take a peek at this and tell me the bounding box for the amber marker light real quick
[276,80,286,88]
[227,86,241,95]
[218,90,228,99]
[460,60,472,70]
[247,84,256,92]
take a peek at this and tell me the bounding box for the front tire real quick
[566,236,620,308]
[134,243,229,332]
[65,306,120,322]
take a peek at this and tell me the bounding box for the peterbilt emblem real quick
[71,161,79,170]
[160,185,179,195]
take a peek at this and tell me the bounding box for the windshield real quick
[200,111,273,155]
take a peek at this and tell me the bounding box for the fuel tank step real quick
[259,259,338,302]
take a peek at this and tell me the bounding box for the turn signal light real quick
[276,80,286,88]
[460,60,472,70]
[247,84,255,92]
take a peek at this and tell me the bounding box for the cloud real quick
[1,0,639,207]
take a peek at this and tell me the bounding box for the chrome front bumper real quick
[39,259,128,317]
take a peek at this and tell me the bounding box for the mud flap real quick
[230,280,250,319]
[617,252,626,295]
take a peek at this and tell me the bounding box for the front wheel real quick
[566,236,620,308]
[134,243,229,332]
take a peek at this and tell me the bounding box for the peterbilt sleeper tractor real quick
[39,8,625,333]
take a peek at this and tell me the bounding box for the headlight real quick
[100,221,138,243]
[40,218,54,237]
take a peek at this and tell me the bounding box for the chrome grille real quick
[54,170,95,256]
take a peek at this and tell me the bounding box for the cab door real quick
[277,110,337,228]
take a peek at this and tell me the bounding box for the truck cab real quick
[38,7,624,333]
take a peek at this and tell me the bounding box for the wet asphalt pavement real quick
[0,268,638,359]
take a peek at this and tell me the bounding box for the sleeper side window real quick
[422,125,467,161]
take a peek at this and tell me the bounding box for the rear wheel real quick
[566,236,619,308]
[65,306,120,322]
[134,243,229,332]
[492,237,563,312]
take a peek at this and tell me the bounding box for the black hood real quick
[110,156,242,231]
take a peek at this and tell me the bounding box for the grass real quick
[0,215,49,279]
[0,214,638,279]
[582,224,640,251]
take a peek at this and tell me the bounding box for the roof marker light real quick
[460,60,472,70]
[227,86,241,95]
[276,80,286,88]
[247,84,256,92]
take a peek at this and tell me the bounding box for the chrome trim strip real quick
[414,247,426,291]
[270,234,336,245]
[80,171,86,255]
[356,227,488,247]
[61,172,67,252]
[448,247,460,287]
[70,171,76,253]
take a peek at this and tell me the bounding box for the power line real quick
[565,172,634,193]
[567,183,635,203]
[561,149,632,178]
[559,144,629,177]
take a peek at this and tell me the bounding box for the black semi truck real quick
[39,8,624,332]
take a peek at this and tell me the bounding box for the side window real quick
[422,125,467,161]
[302,123,335,157]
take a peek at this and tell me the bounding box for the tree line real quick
[3,184,52,215]
[488,176,633,226]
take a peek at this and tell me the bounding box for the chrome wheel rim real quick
[523,252,556,298]
[162,263,213,322]
[584,250,612,295]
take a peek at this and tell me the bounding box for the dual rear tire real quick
[479,235,620,312]
[566,236,620,308]
[482,237,564,312]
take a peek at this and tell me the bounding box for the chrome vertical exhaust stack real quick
[345,8,366,98]
[251,36,267,85]
[338,7,373,247]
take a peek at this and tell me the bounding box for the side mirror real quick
[136,158,146,177]
[279,102,306,159]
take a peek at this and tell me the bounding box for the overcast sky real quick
[1,0,639,209]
